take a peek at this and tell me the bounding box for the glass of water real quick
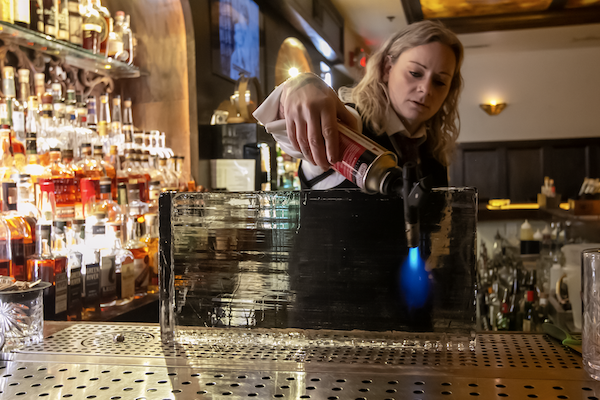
[583,248,600,380]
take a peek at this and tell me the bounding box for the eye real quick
[409,71,421,78]
[434,80,447,87]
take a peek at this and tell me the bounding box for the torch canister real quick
[335,122,399,194]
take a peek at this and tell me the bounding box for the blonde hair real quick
[348,20,464,166]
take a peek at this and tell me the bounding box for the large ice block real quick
[160,188,477,346]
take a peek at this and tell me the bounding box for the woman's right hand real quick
[279,73,358,170]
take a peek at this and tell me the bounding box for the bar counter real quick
[0,321,598,399]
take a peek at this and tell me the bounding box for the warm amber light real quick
[104,65,112,69]
[480,103,507,116]
[288,67,299,77]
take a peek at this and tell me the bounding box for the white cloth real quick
[253,81,427,189]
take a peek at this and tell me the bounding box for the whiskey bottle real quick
[81,0,102,54]
[56,0,69,41]
[124,183,149,294]
[53,220,82,320]
[40,148,77,221]
[122,97,134,147]
[3,67,25,144]
[30,0,44,33]
[111,95,122,145]
[42,0,57,37]
[0,0,14,23]
[97,93,110,151]
[0,218,11,277]
[142,212,158,293]
[2,181,32,280]
[28,223,68,320]
[93,0,110,55]
[68,0,82,46]
[93,144,116,194]
[107,222,134,304]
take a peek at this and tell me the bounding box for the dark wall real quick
[450,138,600,202]
[189,0,354,126]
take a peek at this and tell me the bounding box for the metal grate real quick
[1,323,596,399]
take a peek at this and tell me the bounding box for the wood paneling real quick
[450,138,600,202]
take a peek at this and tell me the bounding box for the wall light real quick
[480,101,507,116]
[288,67,300,78]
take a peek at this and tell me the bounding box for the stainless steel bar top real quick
[1,322,599,399]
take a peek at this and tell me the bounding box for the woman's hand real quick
[280,73,357,170]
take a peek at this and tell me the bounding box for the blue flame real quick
[400,247,430,309]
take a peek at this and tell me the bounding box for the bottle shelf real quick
[0,21,141,79]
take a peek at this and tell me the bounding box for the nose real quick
[418,79,433,95]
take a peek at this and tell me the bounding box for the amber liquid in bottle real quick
[0,258,11,276]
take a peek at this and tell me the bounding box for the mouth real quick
[411,100,428,109]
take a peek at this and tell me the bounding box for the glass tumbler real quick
[583,248,600,380]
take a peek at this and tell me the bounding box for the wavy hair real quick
[347,20,464,166]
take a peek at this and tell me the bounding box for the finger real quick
[307,114,329,169]
[296,120,316,166]
[286,118,300,153]
[321,107,339,165]
[337,102,359,131]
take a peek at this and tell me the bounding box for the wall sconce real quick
[480,102,507,116]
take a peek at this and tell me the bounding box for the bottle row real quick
[1,0,135,63]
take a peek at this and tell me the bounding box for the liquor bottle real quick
[42,0,56,37]
[97,93,110,149]
[16,69,30,141]
[56,0,69,40]
[0,124,21,182]
[93,178,122,224]
[109,11,126,61]
[107,222,134,304]
[3,67,25,143]
[16,173,40,221]
[38,92,54,159]
[2,180,33,280]
[495,288,510,331]
[0,218,11,277]
[111,95,122,145]
[93,0,109,55]
[0,0,14,24]
[14,0,30,29]
[122,97,133,148]
[106,16,124,59]
[142,212,158,293]
[77,214,100,315]
[93,144,115,190]
[53,220,82,320]
[124,183,149,294]
[68,0,82,46]
[81,0,101,53]
[86,94,97,129]
[122,149,146,201]
[34,73,46,104]
[522,289,535,332]
[28,223,68,319]
[73,143,103,186]
[30,0,44,33]
[123,13,134,65]
[84,210,116,305]
[40,147,77,221]
[157,157,178,191]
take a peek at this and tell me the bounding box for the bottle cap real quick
[2,66,14,79]
[17,69,30,81]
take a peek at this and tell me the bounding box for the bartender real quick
[253,20,466,332]
[254,20,464,191]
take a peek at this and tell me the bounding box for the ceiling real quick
[329,0,600,54]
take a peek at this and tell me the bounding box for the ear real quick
[382,56,393,83]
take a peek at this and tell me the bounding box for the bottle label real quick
[133,257,149,290]
[69,266,82,307]
[55,271,68,314]
[44,4,56,36]
[123,125,133,143]
[99,16,109,43]
[55,205,76,220]
[14,0,30,23]
[57,2,69,40]
[97,121,108,136]
[0,0,14,23]
[100,254,117,298]
[120,260,135,299]
[108,39,124,56]
[84,262,100,300]
[69,15,83,45]
[13,110,24,133]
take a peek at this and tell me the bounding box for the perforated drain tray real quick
[1,323,599,399]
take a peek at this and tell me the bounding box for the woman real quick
[254,20,464,190]
[252,21,468,331]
